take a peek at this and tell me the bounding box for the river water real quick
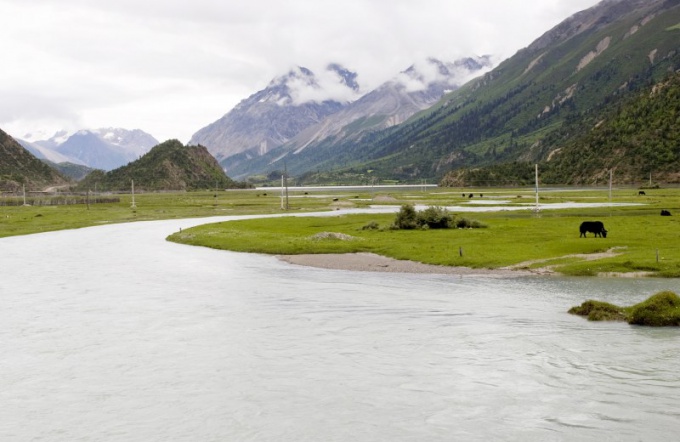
[1,214,679,441]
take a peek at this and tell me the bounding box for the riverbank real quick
[277,250,655,277]
[277,252,535,277]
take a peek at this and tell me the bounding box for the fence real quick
[0,195,120,207]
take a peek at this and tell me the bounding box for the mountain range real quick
[190,57,492,178]
[216,0,680,185]
[18,128,159,171]
[4,0,680,189]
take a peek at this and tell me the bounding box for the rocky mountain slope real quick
[284,57,492,153]
[189,64,360,166]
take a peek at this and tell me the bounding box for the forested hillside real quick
[78,140,240,191]
[0,128,70,191]
[440,71,680,186]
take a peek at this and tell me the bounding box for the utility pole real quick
[534,164,539,212]
[284,161,289,210]
[130,179,136,208]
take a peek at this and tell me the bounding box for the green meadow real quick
[169,187,680,277]
[3,186,680,277]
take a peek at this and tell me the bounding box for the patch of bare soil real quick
[277,253,531,277]
[500,247,635,275]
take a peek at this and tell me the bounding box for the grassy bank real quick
[167,187,680,277]
[0,189,346,238]
[4,186,680,277]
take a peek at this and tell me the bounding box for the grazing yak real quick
[580,221,608,238]
[661,210,672,216]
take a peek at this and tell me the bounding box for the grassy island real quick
[569,291,680,326]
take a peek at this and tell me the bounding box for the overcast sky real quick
[0,0,602,144]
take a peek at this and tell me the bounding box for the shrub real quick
[393,204,418,230]
[361,221,380,230]
[417,206,452,229]
[455,217,488,229]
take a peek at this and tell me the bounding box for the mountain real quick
[241,0,680,184]
[55,128,158,171]
[439,67,680,186]
[226,56,493,179]
[17,137,78,164]
[189,64,360,167]
[17,128,158,171]
[287,57,493,152]
[0,128,70,191]
[77,139,238,191]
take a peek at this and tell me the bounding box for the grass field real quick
[4,186,680,277]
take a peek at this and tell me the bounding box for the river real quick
[1,214,679,441]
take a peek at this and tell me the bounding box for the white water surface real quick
[2,212,679,441]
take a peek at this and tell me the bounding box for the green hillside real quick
[441,69,680,186]
[0,128,70,191]
[78,139,239,191]
[258,0,680,185]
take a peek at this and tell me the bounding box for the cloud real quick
[0,0,602,143]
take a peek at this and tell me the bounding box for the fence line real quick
[0,197,120,207]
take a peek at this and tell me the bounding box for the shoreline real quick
[276,252,537,277]
[276,252,654,278]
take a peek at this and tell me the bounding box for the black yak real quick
[580,221,607,238]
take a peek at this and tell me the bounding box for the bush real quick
[455,217,488,229]
[361,221,380,230]
[417,206,452,229]
[393,204,418,230]
[391,205,487,231]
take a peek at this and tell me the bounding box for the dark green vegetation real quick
[0,128,70,191]
[444,70,680,186]
[46,161,96,181]
[569,291,680,326]
[239,0,680,187]
[77,140,240,192]
[392,204,486,230]
[168,187,680,277]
